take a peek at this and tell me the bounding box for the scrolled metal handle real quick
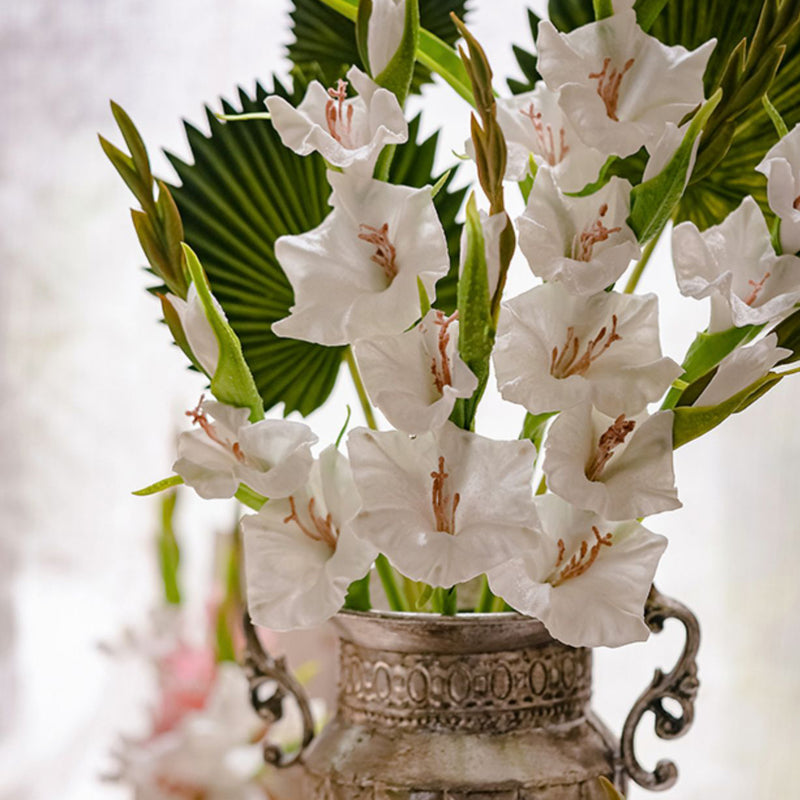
[241,611,315,768]
[620,585,701,791]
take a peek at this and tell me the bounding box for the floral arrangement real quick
[104,493,324,799]
[101,0,800,650]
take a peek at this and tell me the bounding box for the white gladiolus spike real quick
[265,66,408,175]
[353,309,478,434]
[488,494,667,647]
[174,398,316,500]
[493,284,681,417]
[243,447,377,631]
[673,197,800,332]
[695,333,791,407]
[756,123,800,255]
[347,423,544,587]
[537,12,714,157]
[494,82,607,191]
[272,170,450,346]
[517,167,640,295]
[543,402,680,521]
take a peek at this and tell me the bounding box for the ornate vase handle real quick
[620,585,701,791]
[241,611,315,768]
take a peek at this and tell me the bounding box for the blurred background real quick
[2,0,800,797]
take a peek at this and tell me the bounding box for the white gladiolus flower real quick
[517,167,640,295]
[493,284,681,417]
[488,494,667,647]
[243,446,377,630]
[164,283,221,376]
[347,423,543,587]
[265,66,408,175]
[272,170,450,345]
[367,0,406,76]
[173,398,317,500]
[494,82,607,191]
[543,402,680,521]
[756,124,800,255]
[672,196,800,332]
[694,333,790,407]
[353,308,478,434]
[115,663,267,800]
[537,11,714,157]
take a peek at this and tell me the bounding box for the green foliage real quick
[133,474,184,496]
[158,490,182,606]
[456,194,494,430]
[165,77,465,417]
[672,371,784,448]
[628,91,721,243]
[520,411,556,452]
[288,0,469,95]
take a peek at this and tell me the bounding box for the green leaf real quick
[165,79,464,416]
[355,0,374,73]
[290,0,470,97]
[344,573,372,610]
[592,0,614,21]
[672,372,783,448]
[771,306,800,363]
[763,92,790,138]
[456,193,494,429]
[375,0,420,104]
[158,489,182,605]
[182,244,264,421]
[520,411,556,452]
[628,90,721,243]
[662,324,762,408]
[133,474,184,496]
[110,100,153,190]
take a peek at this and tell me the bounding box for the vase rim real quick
[332,609,560,654]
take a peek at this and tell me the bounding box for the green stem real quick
[442,586,457,616]
[623,232,659,294]
[376,554,408,611]
[535,473,547,496]
[475,575,494,613]
[345,347,378,430]
[235,484,267,511]
[373,144,397,182]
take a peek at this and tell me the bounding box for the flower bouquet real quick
[100,0,800,792]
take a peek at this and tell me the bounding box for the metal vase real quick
[242,586,700,799]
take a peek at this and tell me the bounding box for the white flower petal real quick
[494,82,608,191]
[243,448,376,631]
[695,333,791,407]
[489,494,666,647]
[543,403,680,521]
[165,284,221,376]
[273,171,449,345]
[265,67,407,175]
[494,284,681,417]
[517,168,640,295]
[458,208,508,297]
[347,423,543,587]
[756,123,800,255]
[354,309,478,434]
[367,0,406,76]
[673,196,800,331]
[537,14,714,157]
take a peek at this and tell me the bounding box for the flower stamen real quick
[519,103,570,166]
[284,495,339,549]
[325,79,354,146]
[358,222,398,282]
[794,195,800,211]
[186,394,245,462]
[430,310,459,394]
[744,271,771,306]
[430,456,460,534]
[551,526,613,586]
[550,315,622,379]
[589,57,634,122]
[571,203,622,262]
[155,775,208,800]
[586,414,636,481]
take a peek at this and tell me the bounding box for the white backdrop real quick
[2,1,800,797]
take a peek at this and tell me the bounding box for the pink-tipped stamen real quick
[519,103,570,166]
[744,271,771,306]
[572,202,622,262]
[551,526,613,586]
[589,57,634,122]
[430,456,460,534]
[550,315,622,379]
[325,79,354,145]
[284,495,339,550]
[430,310,459,394]
[358,222,398,282]
[586,414,636,481]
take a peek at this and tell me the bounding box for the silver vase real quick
[242,586,699,799]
